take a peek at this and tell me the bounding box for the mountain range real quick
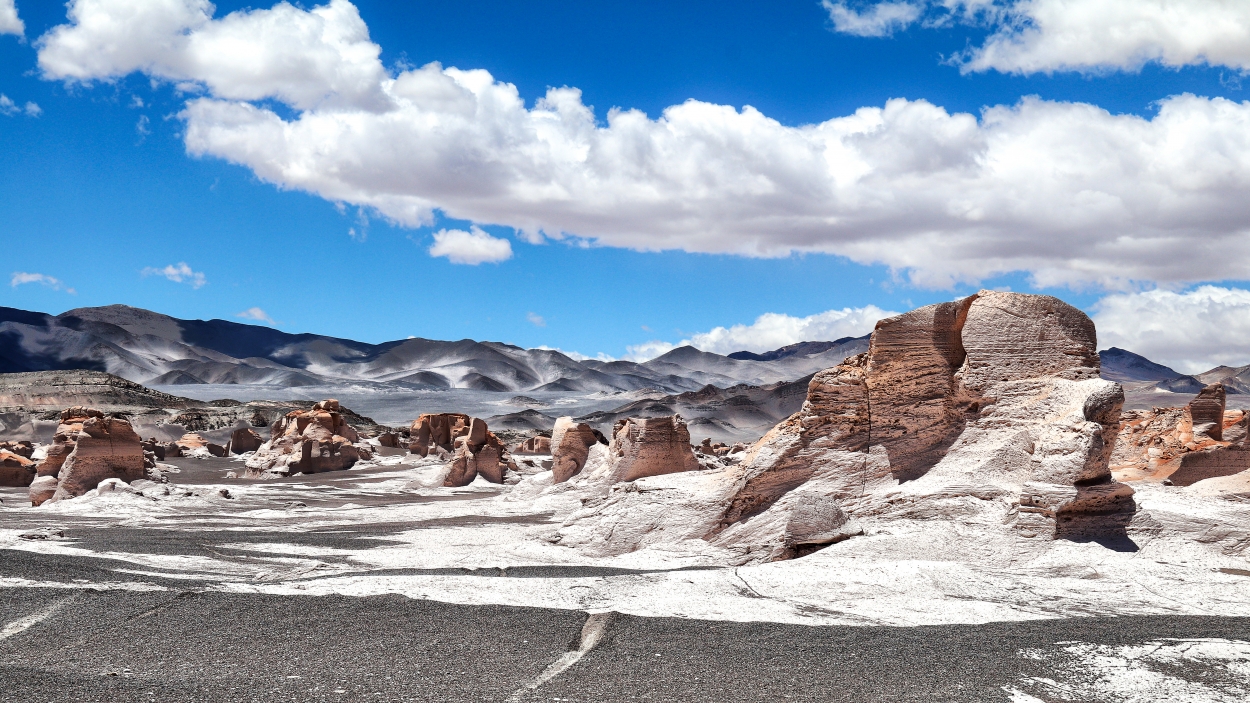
[0,304,871,394]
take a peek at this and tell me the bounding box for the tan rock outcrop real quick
[376,432,402,448]
[551,418,605,483]
[606,416,701,483]
[175,433,228,457]
[442,417,513,487]
[0,450,35,487]
[244,400,372,477]
[0,441,34,459]
[227,427,263,455]
[25,408,146,504]
[409,413,471,457]
[513,436,552,455]
[557,291,1135,562]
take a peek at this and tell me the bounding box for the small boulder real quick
[228,427,263,455]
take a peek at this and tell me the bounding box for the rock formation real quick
[550,418,605,483]
[442,417,513,487]
[175,433,228,457]
[1111,383,1250,487]
[556,291,1136,562]
[227,427,264,455]
[409,413,472,458]
[376,432,402,449]
[606,416,701,483]
[27,407,146,505]
[0,450,35,487]
[244,400,373,477]
[513,436,552,455]
[0,441,34,459]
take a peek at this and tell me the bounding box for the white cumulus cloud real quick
[34,0,1250,289]
[1092,286,1250,374]
[526,312,546,327]
[0,94,41,117]
[142,262,207,288]
[0,0,22,36]
[626,305,897,360]
[428,226,512,265]
[830,1,1250,74]
[823,1,923,37]
[10,272,75,294]
[236,307,275,325]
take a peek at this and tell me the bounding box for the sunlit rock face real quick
[550,418,603,483]
[557,291,1136,563]
[244,400,372,478]
[27,407,146,505]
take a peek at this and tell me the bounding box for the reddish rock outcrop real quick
[0,450,35,487]
[409,413,472,458]
[26,408,146,504]
[442,417,512,487]
[551,418,605,483]
[227,427,264,455]
[175,433,228,457]
[606,416,701,483]
[0,441,34,459]
[376,432,402,449]
[244,400,372,477]
[1111,384,1250,487]
[513,436,552,455]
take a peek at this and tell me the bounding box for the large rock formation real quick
[244,400,373,477]
[1111,383,1250,487]
[175,433,228,457]
[556,291,1136,562]
[27,407,146,505]
[605,416,700,483]
[409,413,472,458]
[227,427,264,455]
[550,418,605,483]
[442,417,513,487]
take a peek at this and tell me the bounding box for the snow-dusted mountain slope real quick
[0,304,869,394]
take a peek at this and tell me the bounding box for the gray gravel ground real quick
[1,585,1248,703]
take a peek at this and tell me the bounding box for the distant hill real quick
[727,336,868,362]
[0,304,870,395]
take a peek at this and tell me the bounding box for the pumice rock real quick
[244,400,373,478]
[227,427,264,455]
[550,418,606,483]
[513,435,552,456]
[442,417,514,487]
[0,450,36,487]
[26,407,146,505]
[606,415,700,483]
[557,291,1136,562]
[409,413,472,458]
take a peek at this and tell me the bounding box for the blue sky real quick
[4,1,1250,370]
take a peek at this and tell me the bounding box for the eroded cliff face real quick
[557,291,1136,563]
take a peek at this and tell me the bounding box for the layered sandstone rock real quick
[0,450,35,487]
[606,416,701,483]
[26,408,146,504]
[244,400,372,477]
[513,436,552,456]
[551,418,605,483]
[557,291,1135,562]
[227,427,264,455]
[442,417,514,487]
[1111,383,1250,487]
[409,413,472,458]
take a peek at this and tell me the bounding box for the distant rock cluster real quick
[409,413,516,486]
[244,400,373,478]
[1113,382,1250,488]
